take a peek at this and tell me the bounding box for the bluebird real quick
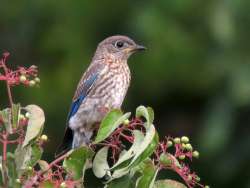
[56,35,145,156]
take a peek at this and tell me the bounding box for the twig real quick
[2,132,9,188]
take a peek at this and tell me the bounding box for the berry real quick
[40,134,48,141]
[159,153,172,166]
[34,77,40,83]
[15,179,21,184]
[123,119,130,125]
[29,80,36,87]
[185,143,193,151]
[178,155,185,160]
[19,75,27,83]
[25,112,30,118]
[181,136,189,143]
[174,137,181,144]
[60,182,67,188]
[167,140,173,147]
[192,151,199,158]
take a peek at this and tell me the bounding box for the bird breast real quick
[90,61,131,109]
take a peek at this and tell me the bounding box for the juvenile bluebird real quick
[56,35,145,156]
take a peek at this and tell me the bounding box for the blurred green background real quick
[1,0,250,187]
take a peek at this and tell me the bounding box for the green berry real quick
[192,151,199,158]
[34,77,40,83]
[27,166,32,170]
[123,119,130,125]
[187,175,192,181]
[181,136,189,143]
[195,176,200,182]
[205,186,210,188]
[181,143,186,149]
[185,143,193,151]
[40,134,48,141]
[15,179,21,183]
[29,80,36,87]
[19,75,27,82]
[25,112,30,118]
[19,114,25,120]
[174,137,181,144]
[159,153,172,166]
[167,140,173,147]
[60,182,67,188]
[178,155,185,160]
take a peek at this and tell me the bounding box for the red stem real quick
[2,63,13,107]
[2,132,9,188]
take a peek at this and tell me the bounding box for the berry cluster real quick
[154,136,208,188]
[0,52,40,87]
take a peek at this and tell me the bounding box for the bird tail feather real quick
[55,127,73,158]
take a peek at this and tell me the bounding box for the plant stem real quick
[2,132,9,188]
[39,152,69,176]
[2,64,13,107]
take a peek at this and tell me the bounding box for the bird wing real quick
[68,61,105,119]
[55,61,105,157]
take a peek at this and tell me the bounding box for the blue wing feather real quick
[68,73,98,119]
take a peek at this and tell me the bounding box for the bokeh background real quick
[1,1,250,187]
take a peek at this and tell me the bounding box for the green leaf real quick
[6,153,21,188]
[38,160,49,172]
[154,179,187,188]
[11,103,21,130]
[130,132,159,169]
[136,106,154,126]
[0,108,12,133]
[106,175,137,188]
[29,145,43,167]
[129,125,157,166]
[159,153,172,167]
[38,160,51,179]
[14,144,42,177]
[111,130,145,170]
[94,110,131,143]
[111,126,158,179]
[22,105,45,147]
[136,160,159,188]
[63,146,94,180]
[93,146,110,178]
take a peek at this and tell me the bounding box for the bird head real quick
[94,35,146,61]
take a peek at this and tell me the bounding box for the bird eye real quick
[115,41,124,48]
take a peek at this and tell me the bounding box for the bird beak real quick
[134,44,146,51]
[126,44,146,53]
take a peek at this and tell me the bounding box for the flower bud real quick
[192,151,199,158]
[40,134,48,141]
[19,75,27,83]
[174,137,181,144]
[29,80,36,87]
[178,155,185,160]
[181,136,189,143]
